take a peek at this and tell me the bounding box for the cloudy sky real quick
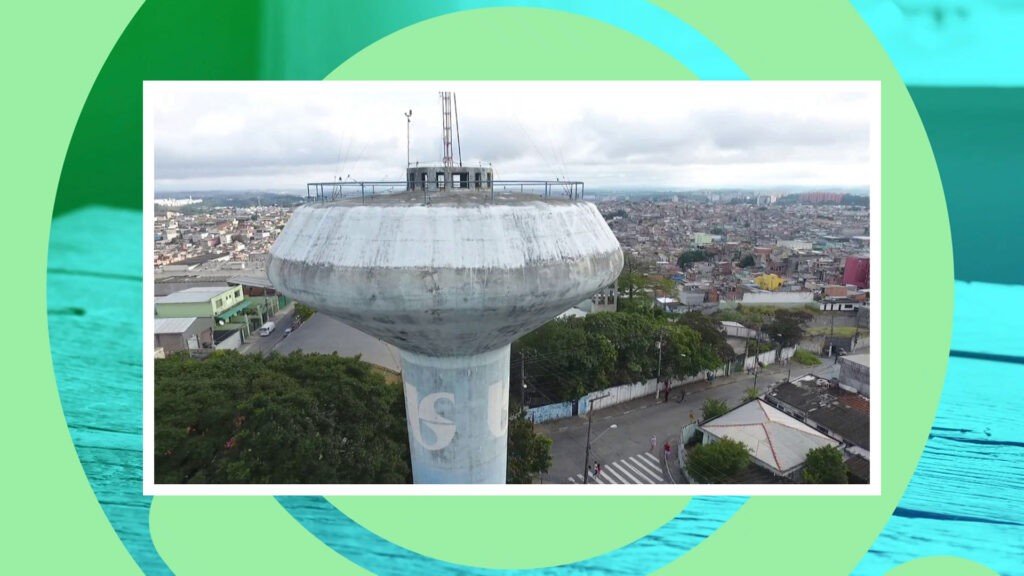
[150,81,876,193]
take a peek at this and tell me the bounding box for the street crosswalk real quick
[567,451,668,484]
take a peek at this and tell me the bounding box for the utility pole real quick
[520,350,526,408]
[743,328,750,374]
[582,393,610,484]
[752,324,764,390]
[403,108,411,168]
[829,305,836,358]
[776,337,783,387]
[655,331,664,401]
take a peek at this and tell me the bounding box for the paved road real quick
[271,312,402,372]
[568,451,671,484]
[238,303,296,355]
[535,357,841,484]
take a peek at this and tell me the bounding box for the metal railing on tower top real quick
[305,179,585,204]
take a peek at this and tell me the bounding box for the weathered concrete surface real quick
[839,353,870,397]
[267,196,622,356]
[401,346,509,483]
[267,194,623,483]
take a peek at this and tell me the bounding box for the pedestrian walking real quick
[663,380,670,402]
[650,435,657,452]
[663,440,671,461]
[593,462,602,478]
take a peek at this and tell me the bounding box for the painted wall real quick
[527,348,793,424]
[155,301,213,318]
[839,356,870,397]
[741,292,814,306]
[526,401,573,424]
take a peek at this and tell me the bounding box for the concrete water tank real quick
[267,189,622,483]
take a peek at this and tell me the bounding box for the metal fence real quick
[306,179,585,204]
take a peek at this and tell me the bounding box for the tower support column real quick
[400,346,510,484]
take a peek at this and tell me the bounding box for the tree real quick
[617,271,645,301]
[514,318,616,401]
[511,308,725,403]
[294,301,316,322]
[802,445,848,484]
[676,312,735,365]
[617,254,645,300]
[737,254,755,268]
[617,292,659,316]
[506,410,552,483]
[584,312,661,384]
[701,398,729,421]
[743,387,760,402]
[687,438,750,483]
[677,249,710,269]
[155,351,411,484]
[766,309,813,348]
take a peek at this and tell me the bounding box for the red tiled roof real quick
[839,393,869,414]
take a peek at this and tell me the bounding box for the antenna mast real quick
[454,93,463,167]
[440,92,454,189]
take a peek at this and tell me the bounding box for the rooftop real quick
[766,376,870,448]
[155,286,234,304]
[175,253,229,266]
[154,317,202,334]
[700,399,839,475]
[227,273,274,289]
[845,454,870,483]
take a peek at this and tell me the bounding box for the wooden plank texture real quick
[47,207,1023,574]
[47,208,165,574]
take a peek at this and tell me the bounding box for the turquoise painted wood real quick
[48,207,1022,574]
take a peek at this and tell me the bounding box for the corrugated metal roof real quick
[155,286,234,304]
[701,400,838,474]
[154,317,200,334]
[227,273,274,289]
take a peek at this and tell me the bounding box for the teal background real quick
[3,1,1018,575]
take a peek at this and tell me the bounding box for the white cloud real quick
[151,81,876,192]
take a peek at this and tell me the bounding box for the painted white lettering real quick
[405,384,456,450]
[487,380,509,437]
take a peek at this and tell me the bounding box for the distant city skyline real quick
[151,82,877,193]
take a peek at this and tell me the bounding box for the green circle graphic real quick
[328,8,694,568]
[45,1,951,574]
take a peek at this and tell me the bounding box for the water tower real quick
[267,93,622,483]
